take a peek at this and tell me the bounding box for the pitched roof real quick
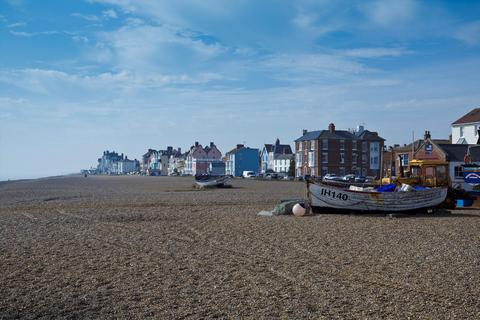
[272,144,293,155]
[295,129,384,142]
[469,146,480,161]
[393,139,450,152]
[452,108,480,125]
[438,144,470,162]
[273,154,294,160]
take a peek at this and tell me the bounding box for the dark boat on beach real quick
[194,175,229,188]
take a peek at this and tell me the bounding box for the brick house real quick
[294,123,385,179]
[391,133,450,178]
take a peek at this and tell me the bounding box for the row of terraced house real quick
[94,107,480,189]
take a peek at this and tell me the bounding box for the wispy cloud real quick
[360,0,418,27]
[71,13,100,22]
[454,20,480,46]
[71,9,118,22]
[340,47,411,58]
[7,21,26,28]
[9,30,60,37]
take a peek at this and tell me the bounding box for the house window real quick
[298,143,302,151]
[322,152,328,164]
[310,141,316,151]
[362,153,367,163]
[400,153,409,166]
[454,166,463,178]
[340,153,345,164]
[460,126,464,137]
[352,141,357,151]
[322,139,328,150]
[339,167,345,176]
[308,151,315,166]
[296,154,302,167]
[352,153,357,164]
[362,142,367,152]
[340,140,345,151]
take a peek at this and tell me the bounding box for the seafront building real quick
[225,144,259,176]
[451,107,480,144]
[184,142,223,175]
[97,151,139,174]
[294,123,385,179]
[141,147,181,176]
[260,139,293,173]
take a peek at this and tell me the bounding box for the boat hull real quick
[195,175,229,187]
[308,181,447,212]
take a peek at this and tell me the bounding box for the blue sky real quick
[1,0,480,180]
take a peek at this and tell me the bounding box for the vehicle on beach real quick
[307,179,448,212]
[242,171,256,178]
[194,174,229,188]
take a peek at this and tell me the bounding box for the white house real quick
[260,138,293,173]
[452,107,480,144]
[273,154,293,173]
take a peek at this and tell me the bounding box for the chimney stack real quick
[328,123,335,133]
[303,129,307,135]
[177,147,181,154]
[424,130,431,140]
[236,144,244,149]
[195,141,199,147]
[210,142,214,148]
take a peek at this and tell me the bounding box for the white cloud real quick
[72,35,89,43]
[71,13,101,22]
[361,0,418,27]
[102,9,118,19]
[454,20,480,46]
[95,24,227,71]
[259,53,371,81]
[9,30,60,37]
[341,47,411,58]
[7,21,26,28]
[0,68,225,95]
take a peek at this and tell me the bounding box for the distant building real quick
[97,151,139,174]
[295,124,385,178]
[185,142,222,175]
[273,154,293,173]
[142,147,181,176]
[260,138,293,173]
[452,107,480,144]
[390,134,450,178]
[225,144,259,177]
[411,131,480,190]
[168,150,187,175]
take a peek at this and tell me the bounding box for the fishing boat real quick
[307,179,448,212]
[194,175,229,188]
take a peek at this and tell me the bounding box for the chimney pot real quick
[303,129,307,135]
[328,123,335,133]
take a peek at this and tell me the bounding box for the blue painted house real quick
[225,144,259,177]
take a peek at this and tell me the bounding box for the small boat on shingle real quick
[194,174,229,188]
[307,179,447,213]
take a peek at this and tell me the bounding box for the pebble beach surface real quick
[1,175,479,319]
